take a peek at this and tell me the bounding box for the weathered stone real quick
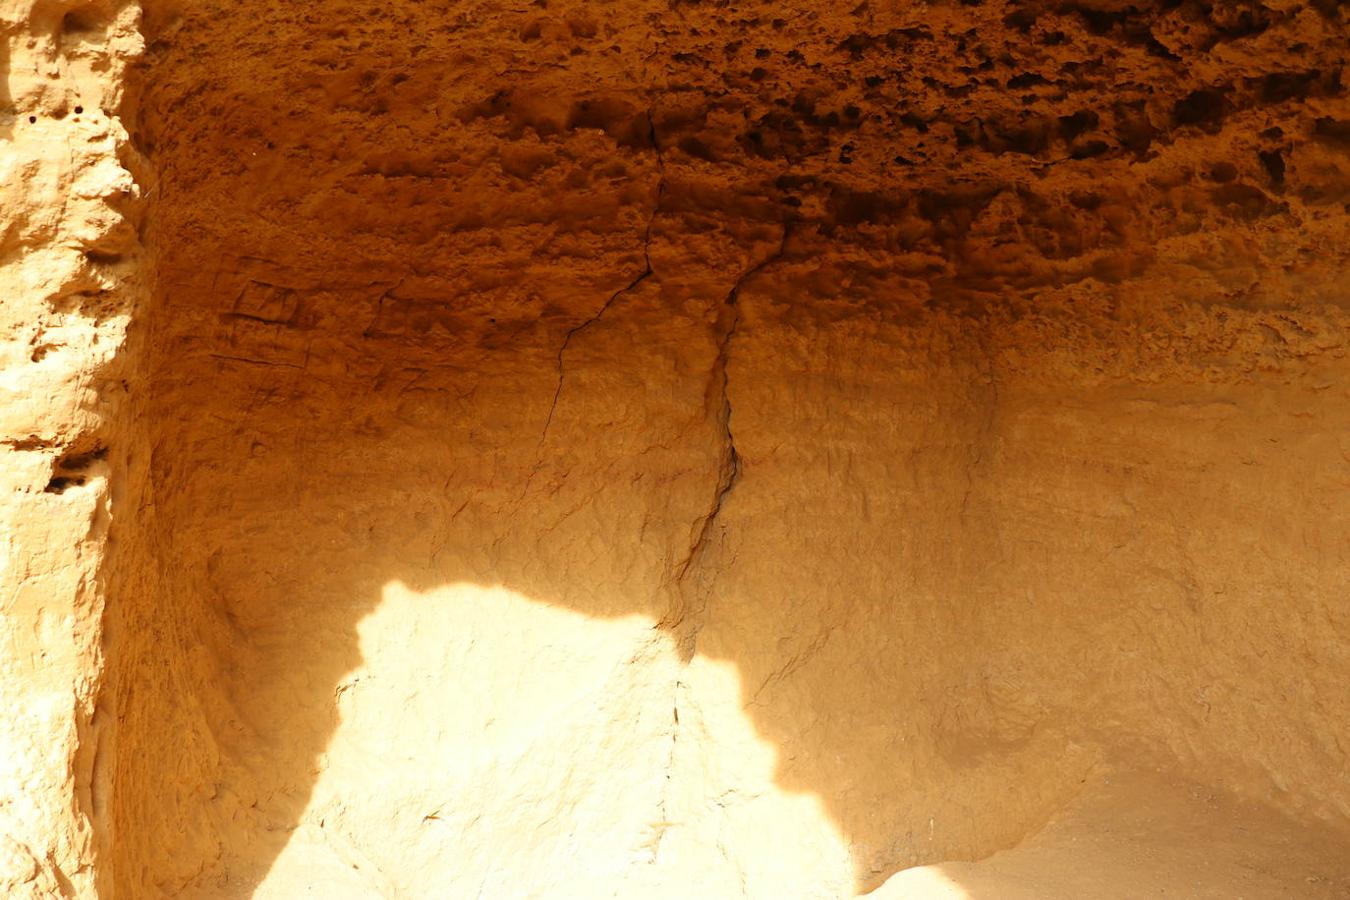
[2,0,1348,896]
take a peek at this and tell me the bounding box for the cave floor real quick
[874,768,1349,899]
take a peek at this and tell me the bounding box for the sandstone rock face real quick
[2,0,1349,896]
[1,0,141,894]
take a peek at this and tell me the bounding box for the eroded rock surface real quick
[0,0,141,894]
[2,0,1348,896]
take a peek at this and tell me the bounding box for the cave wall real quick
[0,0,140,894]
[110,0,1350,895]
[1,0,1348,896]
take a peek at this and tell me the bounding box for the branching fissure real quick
[651,223,792,862]
[667,223,793,628]
[538,112,666,449]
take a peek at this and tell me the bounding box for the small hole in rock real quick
[28,115,36,124]
[1259,149,1285,186]
[44,475,86,494]
[75,105,84,114]
[58,445,109,471]
[62,9,102,35]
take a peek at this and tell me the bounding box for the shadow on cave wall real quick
[119,244,1058,896]
[110,0,1350,893]
[113,222,1350,895]
[112,4,1062,890]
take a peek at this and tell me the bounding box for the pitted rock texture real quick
[131,0,1350,321]
[104,0,1350,895]
[2,0,1349,896]
[0,0,142,895]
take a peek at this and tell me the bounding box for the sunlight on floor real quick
[866,867,971,899]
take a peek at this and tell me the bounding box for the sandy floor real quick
[872,768,1350,899]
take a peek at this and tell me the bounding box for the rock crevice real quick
[2,0,1349,897]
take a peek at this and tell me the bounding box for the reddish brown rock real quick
[2,0,1348,896]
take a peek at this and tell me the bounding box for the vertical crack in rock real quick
[649,679,683,864]
[665,222,793,652]
[650,223,792,864]
[537,113,666,450]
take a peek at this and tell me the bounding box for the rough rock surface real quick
[0,0,141,894]
[1,0,1348,896]
[874,769,1350,897]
